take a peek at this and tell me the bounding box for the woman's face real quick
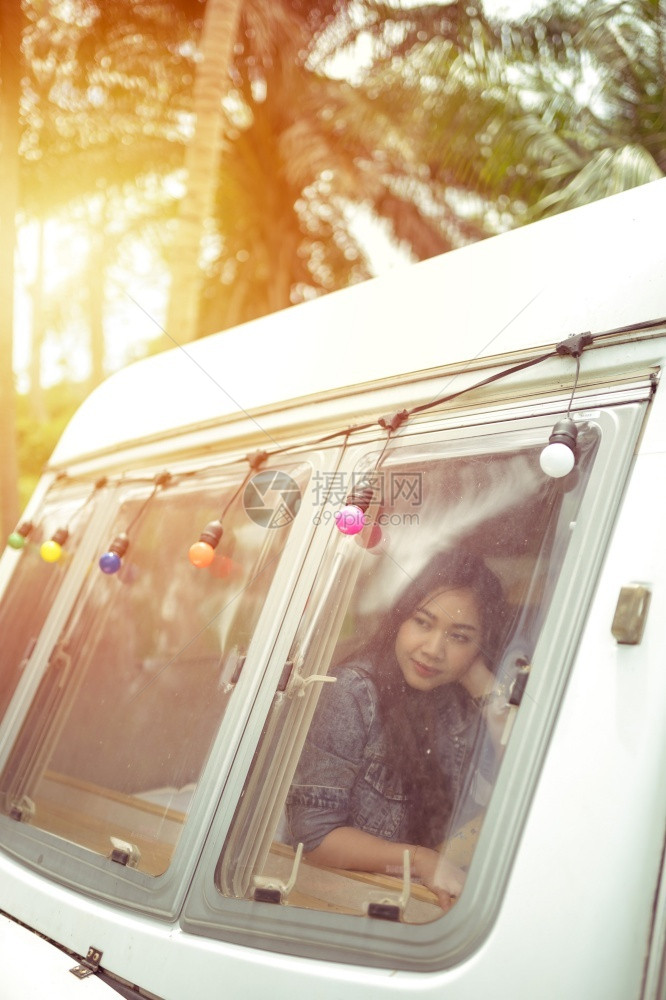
[394,587,482,692]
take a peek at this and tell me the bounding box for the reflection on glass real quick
[218,431,598,922]
[0,489,98,724]
[0,464,309,875]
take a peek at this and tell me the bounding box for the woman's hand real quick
[460,654,510,750]
[412,846,465,911]
[459,653,495,699]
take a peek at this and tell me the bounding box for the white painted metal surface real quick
[0,914,117,999]
[1,182,665,999]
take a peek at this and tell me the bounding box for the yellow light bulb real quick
[40,540,63,563]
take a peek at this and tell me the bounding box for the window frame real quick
[0,448,338,919]
[180,394,651,970]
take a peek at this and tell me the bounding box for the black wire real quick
[218,463,263,522]
[124,475,171,535]
[410,349,558,417]
[63,477,108,531]
[42,351,560,494]
[566,355,582,416]
[50,310,666,492]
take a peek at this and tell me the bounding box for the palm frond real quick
[531,143,663,217]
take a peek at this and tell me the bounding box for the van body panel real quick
[1,182,665,998]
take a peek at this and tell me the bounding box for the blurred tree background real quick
[0,0,664,538]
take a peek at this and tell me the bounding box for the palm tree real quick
[473,0,665,218]
[350,0,664,233]
[164,0,244,345]
[31,0,499,343]
[184,0,496,337]
[19,0,194,392]
[0,0,23,539]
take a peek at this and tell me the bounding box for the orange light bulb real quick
[189,541,215,568]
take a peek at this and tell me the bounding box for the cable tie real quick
[247,449,269,470]
[378,409,409,433]
[555,333,593,358]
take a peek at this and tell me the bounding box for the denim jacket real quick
[285,661,493,853]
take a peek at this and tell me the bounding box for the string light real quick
[98,473,171,575]
[335,484,374,535]
[18,477,110,565]
[22,323,623,559]
[540,419,578,478]
[40,528,69,563]
[99,533,130,574]
[335,411,408,536]
[30,332,605,507]
[188,451,267,569]
[188,520,223,567]
[7,521,34,551]
[539,333,592,480]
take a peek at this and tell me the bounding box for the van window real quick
[216,425,598,921]
[0,463,310,875]
[0,485,100,724]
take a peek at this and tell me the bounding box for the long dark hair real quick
[358,549,506,847]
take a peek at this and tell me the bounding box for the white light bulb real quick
[540,441,575,478]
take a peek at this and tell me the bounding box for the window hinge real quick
[501,657,531,746]
[221,653,246,694]
[8,796,35,823]
[508,659,531,707]
[70,946,103,979]
[277,659,294,692]
[109,836,141,868]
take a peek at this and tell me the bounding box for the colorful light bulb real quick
[335,485,374,536]
[7,521,33,550]
[540,418,578,478]
[189,519,223,568]
[188,541,216,568]
[334,505,366,535]
[40,527,69,563]
[99,533,130,574]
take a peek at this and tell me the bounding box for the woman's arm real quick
[307,826,465,910]
[459,655,510,752]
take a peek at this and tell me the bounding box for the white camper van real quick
[1,180,665,1000]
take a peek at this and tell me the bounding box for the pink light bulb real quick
[335,504,366,535]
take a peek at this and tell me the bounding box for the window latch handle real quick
[288,672,336,699]
[253,842,304,904]
[366,848,412,922]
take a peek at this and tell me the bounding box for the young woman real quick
[286,549,508,910]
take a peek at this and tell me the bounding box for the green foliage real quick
[10,0,665,503]
[16,383,88,510]
[473,0,665,217]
